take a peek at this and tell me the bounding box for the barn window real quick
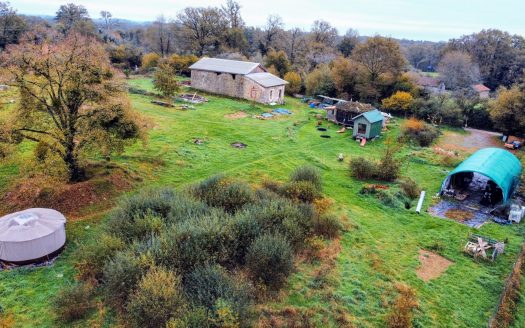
[278,89,282,98]
[232,74,236,80]
[270,90,274,99]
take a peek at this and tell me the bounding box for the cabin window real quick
[357,123,367,135]
[270,90,274,99]
[232,74,236,80]
[278,89,282,98]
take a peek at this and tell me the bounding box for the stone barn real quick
[189,58,288,104]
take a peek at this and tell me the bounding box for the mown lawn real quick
[1,77,524,327]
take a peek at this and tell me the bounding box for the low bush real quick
[377,143,401,182]
[169,213,235,273]
[246,233,294,289]
[228,213,262,265]
[189,175,255,214]
[349,157,377,180]
[184,265,252,324]
[280,180,320,203]
[102,250,146,311]
[75,233,126,281]
[400,118,440,147]
[53,282,94,323]
[313,214,342,239]
[106,188,179,241]
[166,306,210,328]
[126,267,186,328]
[400,178,421,199]
[241,199,313,247]
[290,165,322,192]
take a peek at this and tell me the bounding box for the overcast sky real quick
[12,0,525,41]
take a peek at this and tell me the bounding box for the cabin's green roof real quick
[446,148,522,202]
[354,109,384,124]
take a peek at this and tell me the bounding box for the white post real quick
[416,191,426,214]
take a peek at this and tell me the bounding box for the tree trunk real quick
[63,140,84,182]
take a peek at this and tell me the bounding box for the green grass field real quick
[1,77,524,327]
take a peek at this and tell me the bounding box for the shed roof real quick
[245,72,288,87]
[354,109,384,124]
[189,58,262,75]
[335,101,374,113]
[446,148,522,202]
[472,84,490,92]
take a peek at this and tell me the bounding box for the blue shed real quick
[352,109,384,139]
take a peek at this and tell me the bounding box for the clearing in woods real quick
[1,77,525,327]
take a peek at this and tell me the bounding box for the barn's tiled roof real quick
[472,84,490,92]
[189,58,262,75]
[245,73,288,87]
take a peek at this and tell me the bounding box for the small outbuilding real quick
[471,84,491,99]
[440,148,522,206]
[0,208,67,264]
[352,109,385,140]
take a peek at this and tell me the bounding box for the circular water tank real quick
[0,208,66,264]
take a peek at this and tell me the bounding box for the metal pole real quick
[416,191,426,214]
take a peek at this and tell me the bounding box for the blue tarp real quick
[272,108,292,115]
[261,113,274,118]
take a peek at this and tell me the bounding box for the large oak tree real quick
[0,34,142,181]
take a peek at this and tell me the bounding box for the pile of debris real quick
[464,234,505,262]
[179,93,208,104]
[151,100,173,107]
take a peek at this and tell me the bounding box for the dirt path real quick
[439,128,502,152]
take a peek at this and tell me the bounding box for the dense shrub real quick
[349,157,378,180]
[400,178,421,199]
[228,213,262,265]
[169,213,235,273]
[280,180,320,203]
[246,233,294,289]
[400,118,440,147]
[241,199,313,247]
[167,306,210,328]
[313,214,342,239]
[290,165,322,192]
[102,250,146,311]
[76,233,125,281]
[126,267,186,328]
[189,175,255,214]
[106,188,179,241]
[377,145,401,182]
[53,282,94,323]
[184,265,252,323]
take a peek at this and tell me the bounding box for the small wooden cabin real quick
[352,109,384,139]
[330,101,374,126]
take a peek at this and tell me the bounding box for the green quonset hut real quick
[352,109,384,139]
[440,148,522,205]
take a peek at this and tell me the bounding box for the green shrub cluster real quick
[58,167,341,327]
[53,282,94,323]
[400,118,440,147]
[349,145,401,182]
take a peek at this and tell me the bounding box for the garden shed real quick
[352,109,384,139]
[440,148,521,206]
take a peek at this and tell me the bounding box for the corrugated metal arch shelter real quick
[440,148,522,203]
[0,208,66,264]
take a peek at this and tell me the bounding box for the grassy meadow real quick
[1,76,524,327]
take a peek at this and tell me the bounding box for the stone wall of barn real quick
[190,69,286,104]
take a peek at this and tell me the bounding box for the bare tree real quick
[438,51,480,90]
[145,15,176,56]
[310,20,338,46]
[100,10,113,32]
[177,7,228,56]
[221,0,243,29]
[259,15,284,55]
